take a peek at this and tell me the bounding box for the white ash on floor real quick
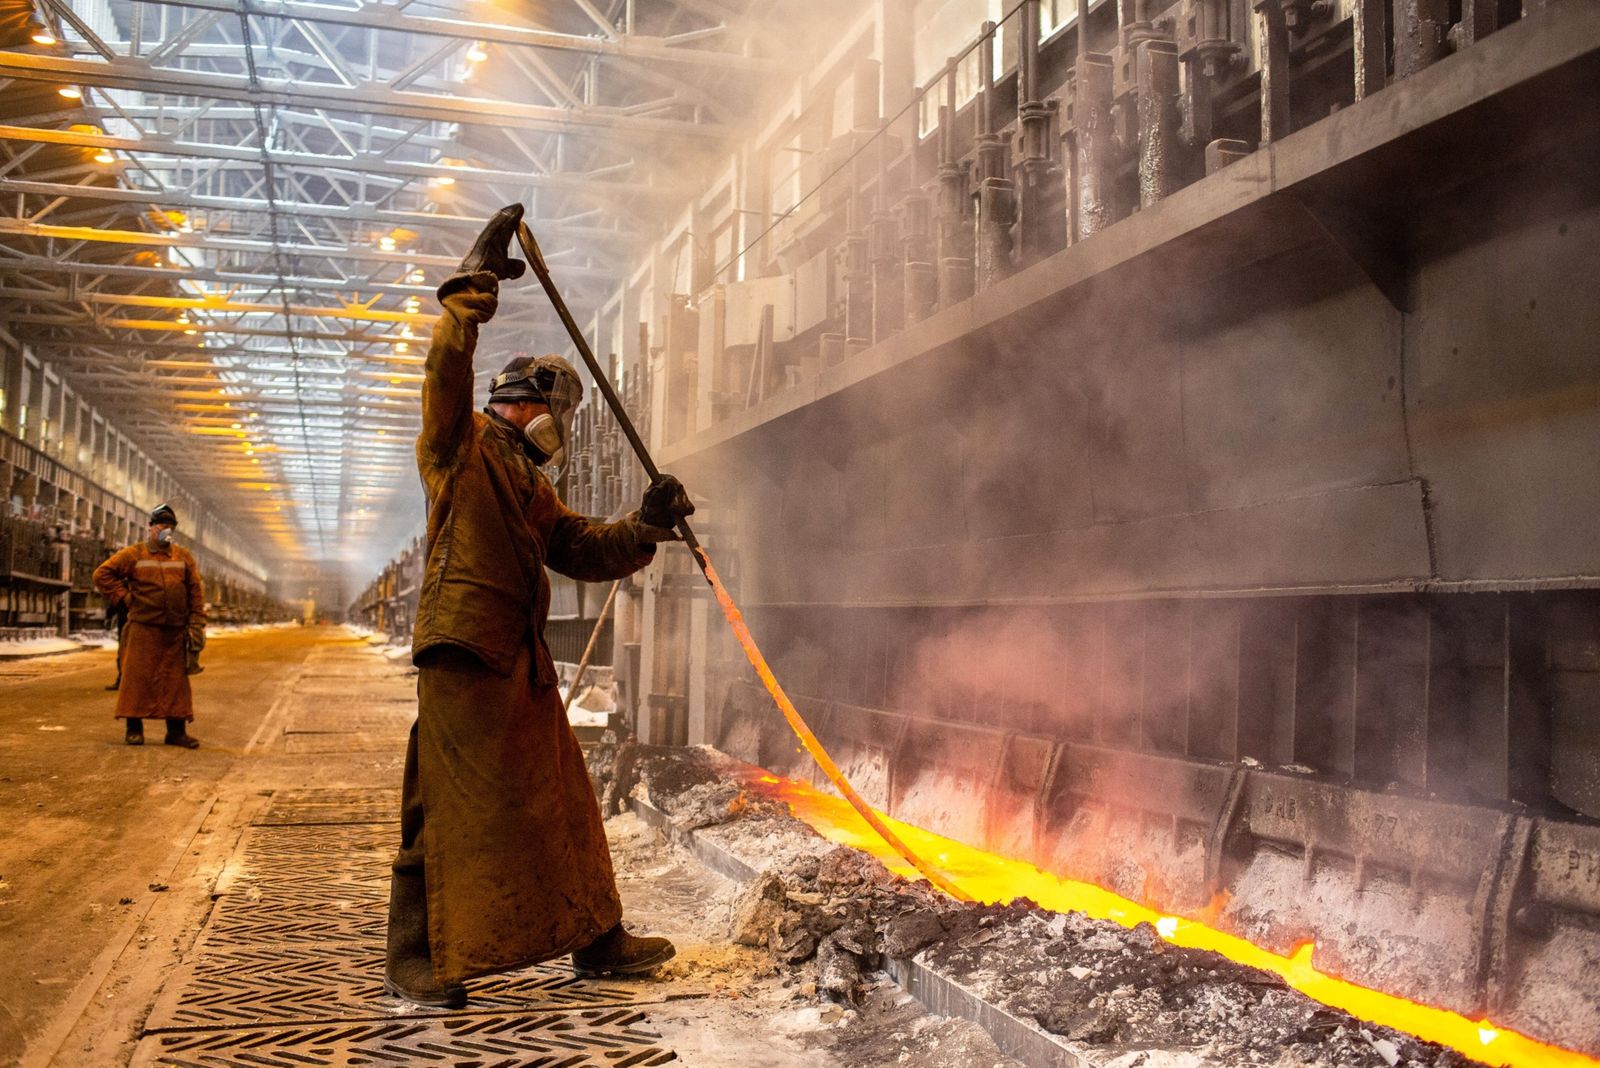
[601,742,1490,1068]
[606,810,1024,1068]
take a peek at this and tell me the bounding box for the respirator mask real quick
[155,528,174,546]
[523,410,571,469]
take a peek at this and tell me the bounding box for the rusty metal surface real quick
[1136,40,1183,208]
[1255,0,1293,143]
[1072,54,1117,239]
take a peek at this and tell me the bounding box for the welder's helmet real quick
[489,354,583,467]
[149,503,178,528]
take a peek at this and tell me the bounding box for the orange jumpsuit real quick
[93,541,206,721]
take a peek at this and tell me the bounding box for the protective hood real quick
[490,354,582,471]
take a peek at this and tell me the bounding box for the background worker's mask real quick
[155,528,174,546]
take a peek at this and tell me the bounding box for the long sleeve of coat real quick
[93,547,135,608]
[545,500,656,584]
[419,272,500,468]
[186,555,207,650]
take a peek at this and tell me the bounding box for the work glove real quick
[636,474,694,542]
[437,203,527,300]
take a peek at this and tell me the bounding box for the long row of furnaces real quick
[0,431,285,634]
[352,0,1600,1058]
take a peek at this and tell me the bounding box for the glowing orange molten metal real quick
[739,771,1598,1068]
[695,550,969,901]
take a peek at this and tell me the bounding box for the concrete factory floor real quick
[0,627,1019,1067]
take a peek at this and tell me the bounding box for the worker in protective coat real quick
[92,503,207,747]
[386,203,695,1009]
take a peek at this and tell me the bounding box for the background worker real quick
[92,504,207,748]
[386,204,695,1009]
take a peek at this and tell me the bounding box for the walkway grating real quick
[132,785,679,1066]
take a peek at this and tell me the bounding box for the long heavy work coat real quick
[408,271,656,982]
[93,541,206,721]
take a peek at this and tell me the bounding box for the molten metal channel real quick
[740,769,1600,1068]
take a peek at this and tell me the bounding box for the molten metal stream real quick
[739,771,1598,1068]
[694,550,971,902]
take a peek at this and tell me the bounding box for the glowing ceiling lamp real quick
[58,85,81,100]
[466,41,488,63]
[378,235,397,252]
[31,29,57,46]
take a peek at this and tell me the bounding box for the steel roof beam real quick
[0,124,667,198]
[0,284,441,326]
[130,0,764,71]
[0,251,431,297]
[0,218,620,282]
[0,52,735,140]
[0,178,645,244]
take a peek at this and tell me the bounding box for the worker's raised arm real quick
[419,277,498,466]
[418,204,530,467]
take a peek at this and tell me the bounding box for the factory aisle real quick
[0,628,671,1065]
[3,629,1021,1068]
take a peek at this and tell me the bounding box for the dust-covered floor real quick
[606,811,1025,1068]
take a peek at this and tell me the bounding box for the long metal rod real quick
[515,220,971,902]
[564,578,620,713]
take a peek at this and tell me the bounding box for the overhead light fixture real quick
[466,41,488,63]
[58,85,81,100]
[183,328,197,335]
[94,149,116,163]
[379,236,397,251]
[394,342,408,354]
[408,270,425,284]
[432,174,456,188]
[31,29,57,46]
[230,422,242,429]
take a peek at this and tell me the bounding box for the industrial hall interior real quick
[0,0,1596,1064]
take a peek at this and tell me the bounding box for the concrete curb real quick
[0,641,98,661]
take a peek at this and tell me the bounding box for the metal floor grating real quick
[146,946,659,1030]
[255,789,402,826]
[136,787,678,1065]
[132,1007,677,1067]
[285,733,409,755]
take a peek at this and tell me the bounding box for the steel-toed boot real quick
[571,922,676,978]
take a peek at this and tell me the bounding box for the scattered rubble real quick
[610,742,1489,1068]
